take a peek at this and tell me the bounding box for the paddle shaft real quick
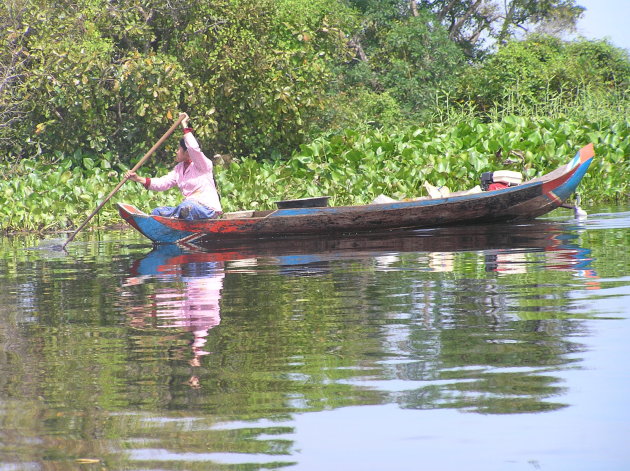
[62,114,186,248]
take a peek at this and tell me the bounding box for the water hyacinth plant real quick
[1,116,628,233]
[219,116,628,211]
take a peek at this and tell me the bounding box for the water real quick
[1,206,629,470]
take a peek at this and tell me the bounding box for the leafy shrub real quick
[454,36,630,115]
[0,0,358,162]
[373,12,465,116]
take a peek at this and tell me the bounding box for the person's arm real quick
[146,168,178,191]
[181,116,213,174]
[126,169,177,191]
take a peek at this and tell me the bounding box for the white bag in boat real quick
[492,170,523,186]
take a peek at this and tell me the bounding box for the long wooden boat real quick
[118,144,594,246]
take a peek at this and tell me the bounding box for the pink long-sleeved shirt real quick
[146,130,222,213]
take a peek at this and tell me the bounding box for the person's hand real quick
[180,112,190,129]
[125,170,143,183]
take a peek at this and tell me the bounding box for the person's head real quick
[176,138,189,163]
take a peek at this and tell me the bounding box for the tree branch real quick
[409,0,419,17]
[438,0,460,21]
[449,0,483,40]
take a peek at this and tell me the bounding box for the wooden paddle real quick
[62,113,187,249]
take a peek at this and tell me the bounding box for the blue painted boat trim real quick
[567,148,582,171]
[131,212,195,243]
[552,157,593,202]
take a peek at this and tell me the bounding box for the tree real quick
[0,0,358,161]
[0,0,29,153]
[417,0,585,53]
[453,35,630,113]
[374,12,465,115]
[339,1,464,123]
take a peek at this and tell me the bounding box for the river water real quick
[1,205,629,470]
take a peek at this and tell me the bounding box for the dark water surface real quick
[1,206,629,470]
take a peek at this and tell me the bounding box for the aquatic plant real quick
[1,116,627,233]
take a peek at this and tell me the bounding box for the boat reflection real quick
[120,221,599,408]
[544,232,599,285]
[481,230,598,287]
[167,222,598,282]
[122,223,598,356]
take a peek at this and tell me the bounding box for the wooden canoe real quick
[117,144,594,246]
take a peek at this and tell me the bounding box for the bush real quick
[454,36,630,115]
[0,0,358,162]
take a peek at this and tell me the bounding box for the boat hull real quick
[118,144,594,246]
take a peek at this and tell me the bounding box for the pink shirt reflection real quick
[154,271,224,357]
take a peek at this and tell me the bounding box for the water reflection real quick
[481,231,599,283]
[1,214,627,470]
[117,223,601,417]
[121,245,224,387]
[545,233,600,287]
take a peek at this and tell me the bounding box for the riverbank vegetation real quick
[1,0,628,232]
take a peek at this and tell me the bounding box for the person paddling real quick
[125,114,222,220]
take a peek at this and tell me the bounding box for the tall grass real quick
[433,85,630,126]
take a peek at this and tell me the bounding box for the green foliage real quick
[3,1,626,167]
[1,1,629,234]
[9,0,114,155]
[2,0,194,159]
[332,8,465,126]
[567,38,630,88]
[1,114,627,233]
[268,114,600,205]
[454,36,630,114]
[417,0,585,55]
[373,13,465,116]
[0,156,178,232]
[219,115,628,213]
[318,89,403,133]
[1,0,359,161]
[175,0,358,158]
